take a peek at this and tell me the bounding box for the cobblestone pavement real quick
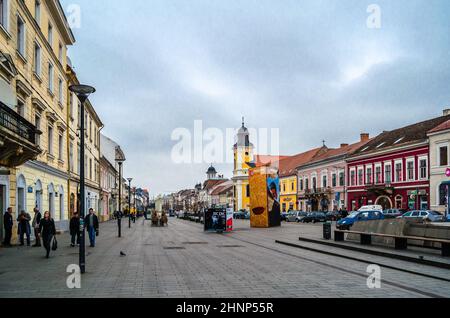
[0,218,449,298]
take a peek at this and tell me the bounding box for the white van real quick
[358,205,383,212]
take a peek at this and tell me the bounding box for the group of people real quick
[2,207,99,258]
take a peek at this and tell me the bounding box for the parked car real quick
[301,212,327,224]
[234,210,247,219]
[383,209,403,219]
[243,211,250,220]
[281,212,288,221]
[285,211,302,222]
[295,211,308,222]
[399,210,445,222]
[358,205,383,212]
[337,210,385,230]
[326,211,342,221]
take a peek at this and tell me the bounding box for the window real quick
[47,126,53,155]
[332,174,337,187]
[350,170,356,186]
[305,178,309,190]
[366,167,373,184]
[47,23,53,46]
[406,160,414,181]
[77,102,81,127]
[312,177,317,190]
[35,0,40,25]
[439,146,448,166]
[246,184,250,198]
[35,115,40,146]
[339,172,345,186]
[395,162,402,182]
[299,179,303,191]
[17,100,25,117]
[0,0,7,29]
[419,158,427,179]
[69,92,74,119]
[58,43,63,63]
[58,78,63,104]
[291,182,294,192]
[375,166,382,184]
[385,163,392,184]
[58,134,63,161]
[17,15,25,57]
[69,141,74,172]
[322,175,327,188]
[358,169,363,185]
[48,62,53,92]
[34,42,41,76]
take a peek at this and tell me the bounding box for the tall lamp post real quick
[127,178,133,228]
[115,147,126,237]
[69,84,96,275]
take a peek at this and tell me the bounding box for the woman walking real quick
[39,211,56,258]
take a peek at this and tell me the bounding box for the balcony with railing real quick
[0,101,41,167]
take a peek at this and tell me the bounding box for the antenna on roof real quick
[242,117,245,127]
[322,140,326,147]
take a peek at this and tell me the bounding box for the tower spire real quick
[242,117,245,128]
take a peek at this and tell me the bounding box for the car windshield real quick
[348,212,360,218]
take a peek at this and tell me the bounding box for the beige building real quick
[66,61,103,223]
[0,0,75,234]
[428,113,450,216]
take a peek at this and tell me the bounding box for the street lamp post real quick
[127,178,133,228]
[115,147,126,237]
[69,84,96,275]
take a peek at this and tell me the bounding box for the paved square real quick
[0,218,449,298]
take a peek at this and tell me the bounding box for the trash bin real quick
[323,222,332,240]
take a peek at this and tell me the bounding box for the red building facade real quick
[346,145,429,211]
[346,113,450,212]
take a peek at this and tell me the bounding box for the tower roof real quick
[206,165,217,174]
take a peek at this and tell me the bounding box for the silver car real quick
[400,210,445,222]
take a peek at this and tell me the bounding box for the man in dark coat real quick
[84,209,99,247]
[2,207,13,247]
[17,211,32,246]
[69,212,80,247]
[32,207,42,247]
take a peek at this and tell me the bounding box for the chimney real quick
[340,143,349,148]
[444,109,450,116]
[360,133,370,142]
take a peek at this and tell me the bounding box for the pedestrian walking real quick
[39,211,56,259]
[69,212,80,247]
[17,210,32,246]
[2,207,13,247]
[84,208,99,247]
[32,207,42,247]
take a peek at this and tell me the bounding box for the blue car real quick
[337,210,384,230]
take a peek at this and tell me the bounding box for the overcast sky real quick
[61,0,450,196]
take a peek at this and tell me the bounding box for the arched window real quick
[48,183,55,217]
[35,180,43,212]
[59,185,64,220]
[16,174,26,213]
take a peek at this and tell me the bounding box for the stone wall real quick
[347,219,450,249]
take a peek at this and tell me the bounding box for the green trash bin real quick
[323,221,332,240]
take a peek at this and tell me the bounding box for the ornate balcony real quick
[0,101,41,167]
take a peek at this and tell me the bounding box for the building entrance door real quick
[375,196,392,210]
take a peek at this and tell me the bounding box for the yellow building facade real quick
[0,0,75,234]
[232,120,253,212]
[280,175,297,212]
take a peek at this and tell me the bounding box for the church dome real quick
[206,165,217,174]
